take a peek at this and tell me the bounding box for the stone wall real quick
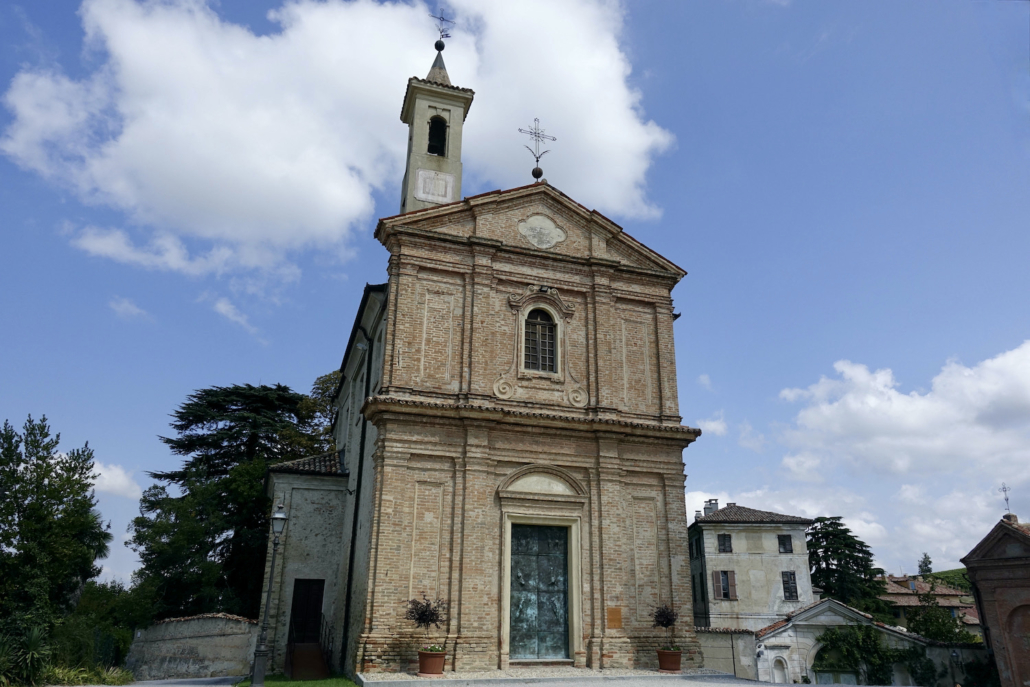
[694,628,757,680]
[125,614,256,680]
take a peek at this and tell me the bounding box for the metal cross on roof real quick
[519,118,556,180]
[429,11,454,40]
[1000,482,1012,513]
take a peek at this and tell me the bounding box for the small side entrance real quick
[509,525,569,660]
[286,579,329,680]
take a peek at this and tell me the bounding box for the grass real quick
[234,677,358,687]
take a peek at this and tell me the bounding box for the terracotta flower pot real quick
[417,650,446,676]
[657,649,682,673]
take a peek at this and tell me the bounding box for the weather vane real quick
[519,118,556,181]
[1000,482,1012,513]
[429,11,454,51]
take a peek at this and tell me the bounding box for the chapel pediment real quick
[376,182,686,279]
[962,518,1030,564]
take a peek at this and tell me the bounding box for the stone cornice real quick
[361,395,700,444]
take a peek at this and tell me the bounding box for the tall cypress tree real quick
[129,384,320,620]
[807,516,891,621]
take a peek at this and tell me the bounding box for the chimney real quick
[727,503,737,508]
[703,499,719,517]
[695,510,702,521]
[1003,513,1019,524]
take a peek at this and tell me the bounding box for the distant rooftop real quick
[692,503,813,526]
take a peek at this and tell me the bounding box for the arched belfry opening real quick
[427,116,447,156]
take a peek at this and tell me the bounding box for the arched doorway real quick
[773,657,789,683]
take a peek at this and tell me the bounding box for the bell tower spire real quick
[399,25,474,214]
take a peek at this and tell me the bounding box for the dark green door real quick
[510,525,569,659]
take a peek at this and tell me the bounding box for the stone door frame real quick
[499,511,583,669]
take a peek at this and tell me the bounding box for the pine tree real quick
[128,384,319,619]
[807,516,891,621]
[917,552,932,575]
[0,416,112,631]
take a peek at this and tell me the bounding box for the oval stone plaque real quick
[518,214,567,250]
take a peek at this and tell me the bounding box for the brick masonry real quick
[346,182,705,673]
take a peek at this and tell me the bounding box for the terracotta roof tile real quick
[268,450,345,476]
[693,503,813,525]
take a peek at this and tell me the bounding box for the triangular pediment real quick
[962,519,1030,564]
[376,182,686,279]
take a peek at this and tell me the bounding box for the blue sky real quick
[1,0,1028,583]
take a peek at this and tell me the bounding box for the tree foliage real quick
[814,625,940,686]
[906,580,980,644]
[128,384,320,620]
[307,370,342,454]
[806,517,891,620]
[0,416,111,632]
[917,552,932,575]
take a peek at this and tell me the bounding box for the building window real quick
[427,116,447,156]
[713,570,737,600]
[717,533,732,553]
[524,309,556,372]
[778,534,793,553]
[782,571,799,600]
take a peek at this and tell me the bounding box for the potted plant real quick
[405,593,447,676]
[650,603,681,673]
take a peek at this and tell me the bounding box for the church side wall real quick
[257,473,349,674]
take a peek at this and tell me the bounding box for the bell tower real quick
[399,39,474,214]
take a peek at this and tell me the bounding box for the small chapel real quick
[257,38,703,678]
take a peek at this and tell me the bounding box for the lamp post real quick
[253,502,288,687]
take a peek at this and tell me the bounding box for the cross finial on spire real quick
[519,118,556,181]
[1000,482,1012,513]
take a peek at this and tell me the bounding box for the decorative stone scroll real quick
[493,284,587,407]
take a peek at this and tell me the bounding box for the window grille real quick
[717,533,732,553]
[778,534,793,553]
[524,309,556,372]
[427,116,447,156]
[782,571,799,600]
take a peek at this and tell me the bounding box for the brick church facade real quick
[258,42,704,677]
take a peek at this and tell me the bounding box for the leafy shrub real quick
[17,628,50,686]
[40,665,133,686]
[404,594,446,651]
[649,604,679,651]
[0,635,16,687]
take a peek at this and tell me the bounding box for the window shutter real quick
[727,571,737,600]
[712,571,722,599]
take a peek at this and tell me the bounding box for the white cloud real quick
[1,0,671,279]
[698,374,712,390]
[780,342,1030,479]
[108,296,148,319]
[211,296,259,337]
[697,410,727,436]
[94,462,142,499]
[775,341,1030,571]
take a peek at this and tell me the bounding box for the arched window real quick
[427,116,447,156]
[524,309,555,372]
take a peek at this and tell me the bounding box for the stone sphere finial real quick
[435,39,445,52]
[532,167,543,180]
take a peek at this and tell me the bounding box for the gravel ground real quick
[356,666,756,686]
